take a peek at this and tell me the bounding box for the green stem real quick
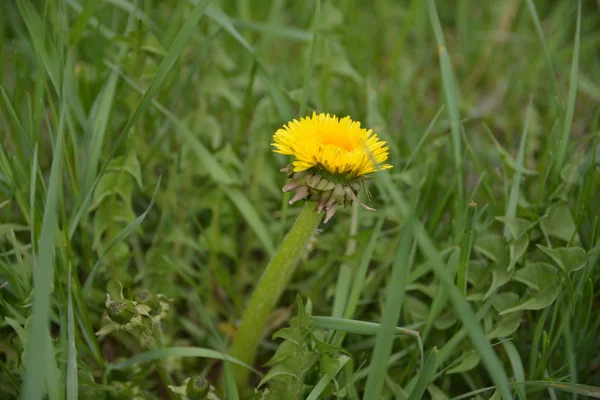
[229,202,323,390]
[456,201,477,295]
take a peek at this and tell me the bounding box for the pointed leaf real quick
[475,234,508,264]
[487,314,522,339]
[491,292,520,313]
[540,203,580,243]
[537,245,588,273]
[513,262,558,291]
[446,351,481,374]
[484,263,512,300]
[495,216,531,240]
[499,283,560,315]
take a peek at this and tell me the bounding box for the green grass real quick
[1,1,600,399]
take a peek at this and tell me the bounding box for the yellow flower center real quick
[272,112,392,179]
[320,132,355,152]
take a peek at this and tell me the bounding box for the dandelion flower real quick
[272,112,392,223]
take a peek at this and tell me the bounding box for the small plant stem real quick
[456,202,477,295]
[229,202,322,389]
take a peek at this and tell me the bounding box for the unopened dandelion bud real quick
[108,300,136,324]
[186,376,210,400]
[134,289,160,315]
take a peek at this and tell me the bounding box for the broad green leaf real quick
[487,314,522,339]
[105,152,143,187]
[484,262,512,300]
[537,245,588,273]
[513,262,558,291]
[475,234,508,264]
[89,172,134,211]
[446,351,481,374]
[495,216,531,240]
[491,292,520,313]
[540,202,580,243]
[499,283,560,315]
[433,310,457,331]
[467,259,491,288]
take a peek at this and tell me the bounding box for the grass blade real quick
[298,0,320,117]
[362,224,414,399]
[114,0,212,156]
[108,347,259,374]
[408,347,440,400]
[504,96,533,239]
[456,202,477,294]
[305,355,351,400]
[66,265,78,400]
[22,96,65,400]
[313,316,420,340]
[15,0,61,93]
[375,169,513,399]
[332,217,384,346]
[525,0,561,97]
[555,0,581,175]
[503,341,526,399]
[428,0,464,234]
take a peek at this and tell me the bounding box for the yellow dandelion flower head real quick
[272,112,392,179]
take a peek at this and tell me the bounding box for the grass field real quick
[1,0,600,399]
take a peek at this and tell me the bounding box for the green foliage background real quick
[0,0,599,399]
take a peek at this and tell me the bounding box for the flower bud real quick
[186,376,210,400]
[134,289,161,315]
[108,300,136,324]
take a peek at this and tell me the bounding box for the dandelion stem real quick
[229,202,322,390]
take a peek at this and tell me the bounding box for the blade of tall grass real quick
[15,0,61,94]
[504,96,533,239]
[313,317,421,340]
[305,355,351,400]
[81,71,119,195]
[362,221,414,399]
[66,265,78,400]
[21,97,65,400]
[561,306,577,400]
[503,341,526,399]
[332,217,384,346]
[68,0,100,44]
[190,295,239,400]
[555,0,582,176]
[298,0,320,117]
[403,106,444,171]
[522,381,600,398]
[375,169,512,399]
[408,347,439,400]
[330,202,359,321]
[525,0,561,97]
[107,347,259,374]
[233,20,311,42]
[456,202,477,295]
[422,248,460,341]
[115,0,211,150]
[428,0,464,235]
